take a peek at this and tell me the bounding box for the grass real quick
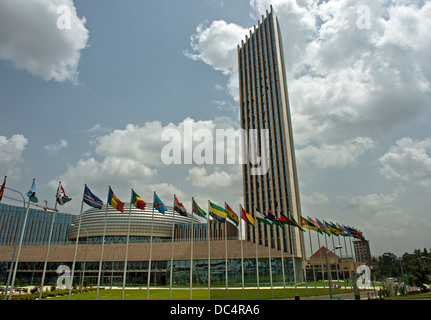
[47,285,355,300]
[383,291,431,300]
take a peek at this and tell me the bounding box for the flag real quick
[336,223,349,236]
[241,206,255,228]
[300,216,319,232]
[209,201,227,223]
[316,218,332,236]
[267,210,283,227]
[289,213,305,232]
[26,179,38,203]
[108,187,125,213]
[192,198,207,219]
[341,225,353,237]
[131,189,146,210]
[0,176,6,202]
[83,185,103,209]
[255,209,272,226]
[279,212,304,231]
[56,182,72,206]
[277,213,292,225]
[225,203,239,227]
[324,221,340,236]
[153,192,167,214]
[174,195,188,217]
[307,217,323,234]
[345,225,365,241]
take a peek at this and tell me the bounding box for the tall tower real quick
[238,6,304,259]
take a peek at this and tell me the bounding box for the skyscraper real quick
[238,6,304,259]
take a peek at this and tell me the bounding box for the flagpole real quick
[190,198,195,300]
[343,235,353,290]
[279,216,287,298]
[224,203,228,300]
[8,182,32,300]
[169,195,176,300]
[68,185,86,300]
[146,191,155,300]
[331,234,341,293]
[207,200,211,301]
[289,224,298,297]
[300,226,309,298]
[254,214,260,300]
[308,229,318,297]
[239,205,245,300]
[337,234,347,292]
[122,190,133,300]
[323,229,330,288]
[39,181,60,300]
[267,222,273,299]
[316,230,326,293]
[96,187,110,300]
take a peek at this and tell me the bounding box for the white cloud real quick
[335,190,414,244]
[0,134,28,176]
[44,139,68,155]
[297,137,375,168]
[49,117,244,212]
[0,0,89,82]
[379,137,431,186]
[185,0,431,153]
[187,165,243,210]
[185,20,249,101]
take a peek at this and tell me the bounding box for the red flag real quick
[0,176,6,202]
[174,195,188,217]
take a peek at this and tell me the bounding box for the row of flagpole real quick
[1,176,365,300]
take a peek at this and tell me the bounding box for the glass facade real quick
[0,203,75,246]
[0,257,295,288]
[0,202,296,287]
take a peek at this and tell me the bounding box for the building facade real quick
[0,7,306,291]
[238,6,304,259]
[353,240,372,265]
[0,202,297,288]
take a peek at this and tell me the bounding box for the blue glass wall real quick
[0,203,75,245]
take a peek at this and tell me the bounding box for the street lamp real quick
[71,224,88,294]
[397,257,408,294]
[325,246,342,300]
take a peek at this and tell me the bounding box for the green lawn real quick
[48,285,354,300]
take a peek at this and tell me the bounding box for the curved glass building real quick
[68,204,208,244]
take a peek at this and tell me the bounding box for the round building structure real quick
[67,203,208,243]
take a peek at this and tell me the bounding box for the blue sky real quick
[1,0,431,257]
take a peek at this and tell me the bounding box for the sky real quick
[0,0,431,258]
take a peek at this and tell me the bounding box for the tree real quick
[407,256,431,291]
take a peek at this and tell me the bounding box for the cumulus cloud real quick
[188,0,431,151]
[336,190,411,240]
[185,20,249,101]
[49,117,244,211]
[297,137,375,168]
[379,137,431,186]
[0,134,28,176]
[0,0,89,82]
[44,139,68,155]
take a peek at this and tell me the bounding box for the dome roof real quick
[68,203,200,240]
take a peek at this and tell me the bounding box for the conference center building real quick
[0,7,304,290]
[0,202,297,288]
